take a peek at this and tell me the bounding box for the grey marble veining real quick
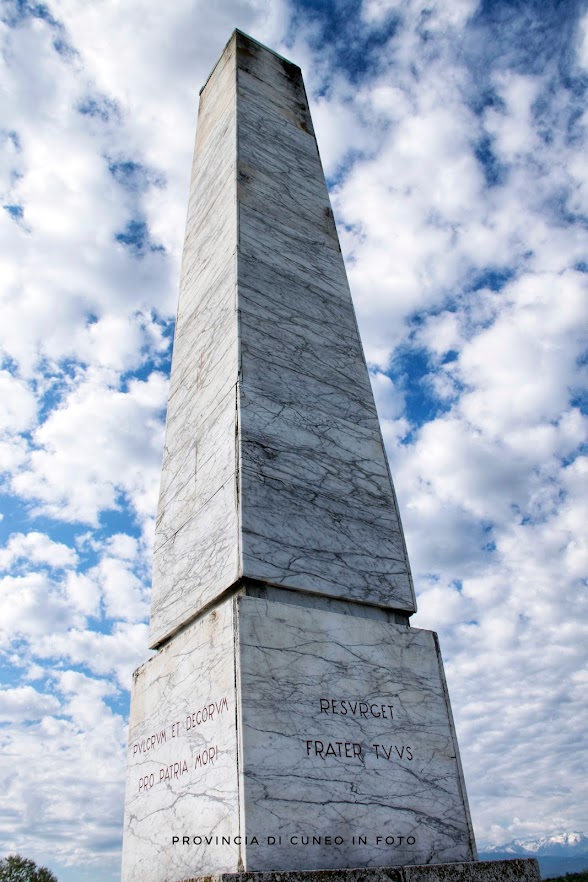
[236,596,476,871]
[121,602,239,882]
[240,582,412,624]
[148,36,239,648]
[122,596,476,881]
[149,30,415,649]
[182,859,541,882]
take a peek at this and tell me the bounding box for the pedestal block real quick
[121,595,476,882]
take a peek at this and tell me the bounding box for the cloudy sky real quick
[1,0,587,879]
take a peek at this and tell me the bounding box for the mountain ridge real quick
[478,831,588,878]
[482,832,588,856]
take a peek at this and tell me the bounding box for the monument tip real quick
[199,28,301,96]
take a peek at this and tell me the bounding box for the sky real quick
[0,0,587,879]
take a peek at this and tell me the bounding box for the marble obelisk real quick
[121,30,479,882]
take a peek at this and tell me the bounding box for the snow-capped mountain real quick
[483,832,588,856]
[479,832,588,878]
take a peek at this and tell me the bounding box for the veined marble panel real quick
[240,467,413,611]
[238,223,351,314]
[177,234,236,323]
[238,147,326,247]
[121,602,239,882]
[166,267,237,428]
[149,34,239,645]
[235,596,476,871]
[233,33,414,611]
[238,202,344,282]
[172,202,237,402]
[156,384,237,546]
[238,122,325,195]
[237,128,327,219]
[235,35,315,133]
[237,248,359,328]
[237,88,319,171]
[240,386,393,501]
[238,302,376,422]
[238,384,411,612]
[150,477,239,646]
[167,316,237,431]
[237,166,339,252]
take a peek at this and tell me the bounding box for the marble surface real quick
[183,860,540,882]
[148,30,416,648]
[148,34,240,648]
[236,32,414,613]
[121,602,239,882]
[123,595,476,881]
[234,596,476,871]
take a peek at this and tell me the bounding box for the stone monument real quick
[120,30,539,882]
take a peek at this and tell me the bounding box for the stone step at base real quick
[180,860,540,882]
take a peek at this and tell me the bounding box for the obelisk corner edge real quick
[199,28,301,98]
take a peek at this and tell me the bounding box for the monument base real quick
[122,593,477,881]
[180,860,541,882]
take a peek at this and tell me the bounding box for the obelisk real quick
[121,30,497,882]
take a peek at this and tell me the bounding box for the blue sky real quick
[0,0,587,880]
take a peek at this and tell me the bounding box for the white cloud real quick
[0,685,61,722]
[92,556,149,622]
[34,623,152,690]
[0,370,37,433]
[0,531,78,570]
[11,371,168,525]
[65,570,101,616]
[0,671,128,875]
[0,571,83,640]
[0,371,37,481]
[484,73,541,162]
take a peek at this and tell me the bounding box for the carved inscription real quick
[133,728,167,755]
[320,699,394,718]
[131,695,228,794]
[305,697,413,763]
[305,740,361,758]
[194,746,218,768]
[132,689,422,853]
[373,744,413,761]
[160,760,189,782]
[186,696,229,729]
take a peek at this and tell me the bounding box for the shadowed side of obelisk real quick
[149,37,241,647]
